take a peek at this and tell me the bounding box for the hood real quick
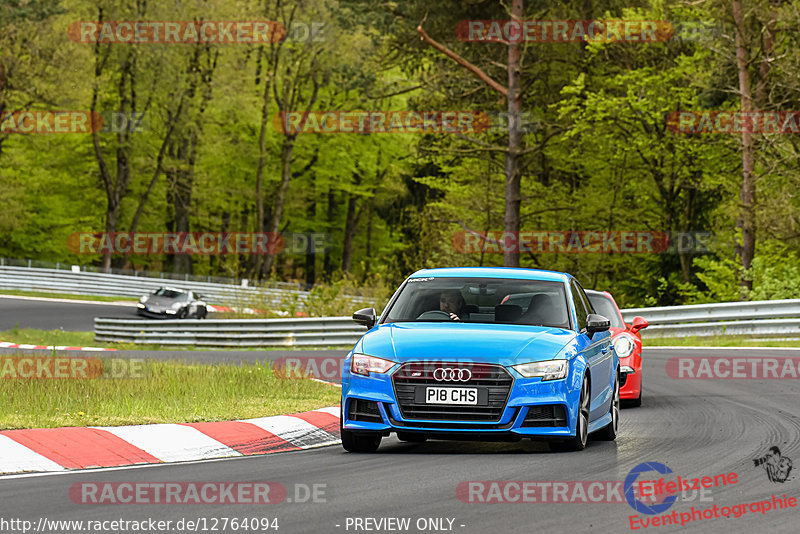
[143,296,180,307]
[357,322,575,366]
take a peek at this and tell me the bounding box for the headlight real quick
[613,333,636,358]
[513,360,568,380]
[139,296,147,303]
[137,303,145,308]
[351,353,395,376]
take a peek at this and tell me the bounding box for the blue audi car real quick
[340,267,619,452]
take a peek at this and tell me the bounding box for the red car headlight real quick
[613,333,636,358]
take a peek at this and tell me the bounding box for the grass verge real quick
[0,328,353,351]
[0,356,340,429]
[0,290,136,302]
[644,335,800,348]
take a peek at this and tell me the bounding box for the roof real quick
[408,267,570,283]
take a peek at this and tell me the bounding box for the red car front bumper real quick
[619,351,642,400]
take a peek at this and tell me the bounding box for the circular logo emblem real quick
[624,462,677,515]
[432,367,472,382]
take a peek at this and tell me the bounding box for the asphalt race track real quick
[0,296,138,332]
[1,347,799,533]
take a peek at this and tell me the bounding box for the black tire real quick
[197,307,208,319]
[550,374,590,452]
[628,388,642,408]
[341,429,381,453]
[595,371,620,441]
[177,307,188,319]
[632,378,643,406]
[396,432,427,443]
[339,408,381,452]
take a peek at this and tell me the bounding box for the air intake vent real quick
[347,398,383,423]
[521,404,567,427]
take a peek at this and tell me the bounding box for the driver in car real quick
[440,290,467,321]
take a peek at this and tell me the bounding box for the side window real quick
[570,281,588,332]
[574,282,595,315]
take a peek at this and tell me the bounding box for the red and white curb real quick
[0,341,116,351]
[0,407,340,475]
[206,305,265,314]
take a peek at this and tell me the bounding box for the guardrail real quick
[0,257,301,289]
[93,299,800,347]
[0,264,371,309]
[0,265,306,306]
[622,299,800,338]
[94,317,364,347]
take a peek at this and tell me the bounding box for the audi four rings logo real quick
[433,367,472,381]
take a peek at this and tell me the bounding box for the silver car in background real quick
[137,287,208,319]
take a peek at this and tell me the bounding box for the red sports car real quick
[585,290,648,406]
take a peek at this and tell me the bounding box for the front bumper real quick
[619,353,642,399]
[136,305,179,319]
[342,362,582,439]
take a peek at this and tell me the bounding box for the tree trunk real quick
[364,203,373,279]
[323,186,336,281]
[341,193,358,273]
[263,136,296,276]
[165,137,195,275]
[732,0,756,297]
[503,0,523,268]
[341,169,363,273]
[253,62,272,278]
[305,190,316,287]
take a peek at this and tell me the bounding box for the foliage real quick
[1,0,799,306]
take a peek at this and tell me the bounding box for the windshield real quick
[382,277,571,329]
[153,288,185,299]
[585,293,624,328]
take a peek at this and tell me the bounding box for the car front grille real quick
[392,362,513,422]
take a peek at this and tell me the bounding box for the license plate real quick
[424,387,478,405]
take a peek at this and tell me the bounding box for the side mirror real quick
[586,314,610,338]
[353,308,377,329]
[629,316,649,334]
